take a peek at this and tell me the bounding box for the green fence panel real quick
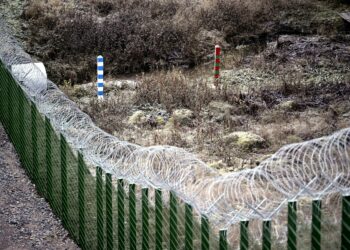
[201,215,210,250]
[61,134,68,228]
[18,85,24,162]
[262,220,271,250]
[185,203,194,250]
[0,63,5,123]
[342,196,350,250]
[169,191,178,250]
[18,86,32,174]
[35,103,47,198]
[106,173,113,250]
[11,83,20,155]
[31,101,38,184]
[129,184,137,250]
[96,167,104,250]
[142,188,150,250]
[311,200,322,250]
[78,152,86,249]
[240,220,249,250]
[45,117,53,203]
[8,70,14,142]
[155,189,163,250]
[118,179,125,250]
[219,230,227,250]
[287,201,297,250]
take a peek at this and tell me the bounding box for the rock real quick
[266,41,277,50]
[172,109,194,126]
[208,160,227,170]
[156,116,165,126]
[285,135,303,144]
[208,101,234,118]
[224,115,245,128]
[128,110,147,126]
[105,80,138,90]
[255,154,273,165]
[277,35,299,48]
[277,100,298,111]
[224,131,266,150]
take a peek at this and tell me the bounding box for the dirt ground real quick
[0,123,79,250]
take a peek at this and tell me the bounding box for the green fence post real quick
[106,173,113,250]
[0,71,4,123]
[18,86,25,163]
[78,152,86,249]
[240,221,249,250]
[0,63,4,123]
[155,189,163,250]
[262,220,271,250]
[12,82,19,147]
[185,203,194,250]
[96,167,104,250]
[129,184,137,250]
[61,134,68,229]
[219,230,228,250]
[169,191,178,250]
[311,200,322,250]
[31,101,38,182]
[342,196,350,250]
[118,179,125,250]
[4,70,11,130]
[142,188,149,250]
[201,215,210,250]
[7,73,13,141]
[45,117,53,202]
[287,201,297,250]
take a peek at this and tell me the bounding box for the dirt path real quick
[0,123,79,250]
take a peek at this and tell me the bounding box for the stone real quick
[208,101,234,116]
[156,116,165,126]
[128,110,147,126]
[208,160,227,170]
[286,135,303,144]
[277,35,299,48]
[224,131,266,150]
[172,109,194,126]
[277,100,298,111]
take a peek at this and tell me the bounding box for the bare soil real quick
[0,123,79,250]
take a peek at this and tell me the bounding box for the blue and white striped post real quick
[97,55,104,99]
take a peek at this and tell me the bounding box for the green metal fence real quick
[0,61,350,250]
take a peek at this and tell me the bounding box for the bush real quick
[23,0,305,84]
[136,70,202,111]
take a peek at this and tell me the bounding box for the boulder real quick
[224,131,266,150]
[208,160,227,170]
[172,109,194,126]
[128,110,147,126]
[209,101,234,117]
[277,100,298,111]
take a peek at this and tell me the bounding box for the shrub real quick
[23,0,307,83]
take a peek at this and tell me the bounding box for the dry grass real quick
[23,0,310,84]
[135,69,215,113]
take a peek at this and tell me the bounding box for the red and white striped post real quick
[214,45,221,86]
